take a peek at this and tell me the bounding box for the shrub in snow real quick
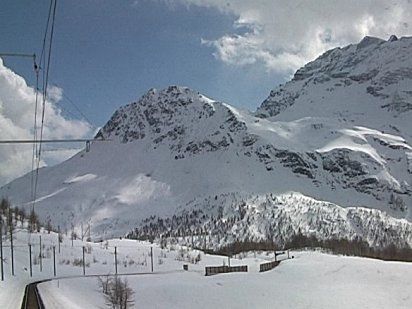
[100,275,134,309]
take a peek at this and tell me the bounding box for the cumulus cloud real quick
[175,0,412,73]
[0,58,92,186]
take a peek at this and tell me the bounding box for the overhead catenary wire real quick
[49,80,96,128]
[32,0,58,220]
[37,0,58,166]
[0,139,107,144]
[0,53,35,59]
[31,56,40,206]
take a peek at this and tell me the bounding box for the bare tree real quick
[46,218,53,234]
[97,275,111,295]
[18,208,26,227]
[0,198,8,215]
[7,207,14,238]
[102,275,134,309]
[29,208,39,232]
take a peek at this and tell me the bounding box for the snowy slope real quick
[256,36,412,208]
[134,191,412,249]
[1,37,412,247]
[39,251,412,309]
[2,225,412,309]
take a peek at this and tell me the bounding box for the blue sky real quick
[1,0,282,128]
[1,0,411,185]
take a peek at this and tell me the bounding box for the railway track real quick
[21,280,49,309]
[19,270,181,308]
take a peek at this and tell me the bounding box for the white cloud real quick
[0,58,92,186]
[176,0,412,73]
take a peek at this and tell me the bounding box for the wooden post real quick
[71,224,74,247]
[58,227,61,254]
[150,247,154,273]
[114,246,118,275]
[53,246,56,277]
[29,244,32,277]
[82,246,85,276]
[39,235,42,272]
[0,221,4,281]
[10,225,14,276]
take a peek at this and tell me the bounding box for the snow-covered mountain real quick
[1,36,412,248]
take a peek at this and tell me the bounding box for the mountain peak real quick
[388,34,398,42]
[3,38,412,247]
[357,35,385,49]
[256,35,412,121]
[142,85,200,101]
[95,85,247,148]
[95,85,211,142]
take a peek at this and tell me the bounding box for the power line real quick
[32,0,58,219]
[49,80,96,128]
[31,57,40,204]
[0,53,35,58]
[38,0,58,162]
[0,53,38,72]
[41,148,84,153]
[0,139,107,144]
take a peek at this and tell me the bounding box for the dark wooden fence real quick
[205,265,248,276]
[259,260,281,272]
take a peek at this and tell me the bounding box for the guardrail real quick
[205,265,248,276]
[259,260,281,272]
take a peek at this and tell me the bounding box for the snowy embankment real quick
[1,227,412,309]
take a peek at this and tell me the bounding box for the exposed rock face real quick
[96,86,247,158]
[2,37,412,248]
[257,36,412,124]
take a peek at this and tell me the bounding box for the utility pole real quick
[82,246,86,276]
[39,235,42,272]
[227,247,231,267]
[53,246,56,277]
[10,224,14,276]
[29,244,32,277]
[1,218,4,281]
[58,225,61,253]
[114,247,118,275]
[71,224,74,247]
[150,247,154,273]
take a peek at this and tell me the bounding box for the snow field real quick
[1,222,412,308]
[38,250,412,309]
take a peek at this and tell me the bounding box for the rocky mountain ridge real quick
[1,36,412,249]
[257,35,412,139]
